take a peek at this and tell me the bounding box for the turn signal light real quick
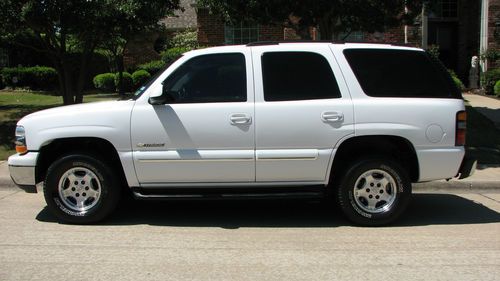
[15,145,27,154]
[456,111,466,146]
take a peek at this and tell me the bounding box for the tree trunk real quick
[75,50,93,104]
[117,55,124,95]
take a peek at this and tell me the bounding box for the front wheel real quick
[43,154,121,224]
[336,158,411,226]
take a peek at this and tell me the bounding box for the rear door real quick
[251,44,354,183]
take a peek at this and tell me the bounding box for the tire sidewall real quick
[338,159,411,226]
[44,154,119,223]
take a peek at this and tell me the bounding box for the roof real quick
[160,0,197,30]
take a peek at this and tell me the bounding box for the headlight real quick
[15,126,27,154]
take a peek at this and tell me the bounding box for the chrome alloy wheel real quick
[353,169,397,214]
[57,167,101,212]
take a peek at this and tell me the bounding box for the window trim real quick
[224,22,260,45]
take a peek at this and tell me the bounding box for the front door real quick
[131,51,255,185]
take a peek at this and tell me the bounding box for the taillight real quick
[456,111,466,146]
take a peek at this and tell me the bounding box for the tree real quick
[198,0,427,40]
[0,0,180,104]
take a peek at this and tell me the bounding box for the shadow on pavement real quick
[36,193,500,228]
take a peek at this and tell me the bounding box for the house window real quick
[336,31,364,42]
[224,22,259,44]
[432,0,458,18]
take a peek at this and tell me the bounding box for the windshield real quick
[132,55,184,100]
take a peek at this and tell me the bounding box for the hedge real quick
[494,80,500,96]
[1,66,57,90]
[93,73,115,92]
[448,69,465,91]
[114,72,133,92]
[482,68,500,95]
[132,70,151,89]
[137,60,166,75]
[161,47,191,64]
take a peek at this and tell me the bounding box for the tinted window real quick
[262,52,341,101]
[343,49,461,98]
[162,53,246,103]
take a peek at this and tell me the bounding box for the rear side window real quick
[262,52,341,101]
[343,49,461,98]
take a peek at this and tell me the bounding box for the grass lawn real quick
[0,90,121,160]
[1,91,499,166]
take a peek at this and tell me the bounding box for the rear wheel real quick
[336,158,411,226]
[43,154,121,224]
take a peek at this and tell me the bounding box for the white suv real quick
[8,42,476,226]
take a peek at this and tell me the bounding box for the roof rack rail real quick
[245,40,417,48]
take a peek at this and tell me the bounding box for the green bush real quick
[494,80,500,96]
[114,72,133,92]
[137,60,166,75]
[161,47,191,64]
[168,29,198,49]
[132,70,151,89]
[93,73,115,92]
[1,66,57,90]
[448,69,465,91]
[482,68,500,95]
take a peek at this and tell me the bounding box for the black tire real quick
[336,158,411,226]
[43,154,121,224]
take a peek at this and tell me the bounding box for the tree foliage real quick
[0,0,180,104]
[198,0,428,40]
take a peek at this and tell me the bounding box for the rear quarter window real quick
[343,49,461,99]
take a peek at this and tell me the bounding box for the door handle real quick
[321,111,344,122]
[230,113,252,125]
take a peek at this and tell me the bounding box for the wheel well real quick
[36,137,128,187]
[330,135,419,183]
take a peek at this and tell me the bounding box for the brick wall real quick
[123,31,161,69]
[259,25,283,41]
[488,0,500,68]
[196,8,225,46]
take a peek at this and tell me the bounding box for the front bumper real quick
[8,152,38,193]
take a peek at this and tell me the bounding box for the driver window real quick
[162,53,247,103]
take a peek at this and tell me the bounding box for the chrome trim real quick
[138,158,254,163]
[9,165,36,186]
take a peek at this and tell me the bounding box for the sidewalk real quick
[463,93,500,129]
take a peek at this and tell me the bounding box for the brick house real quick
[194,0,499,81]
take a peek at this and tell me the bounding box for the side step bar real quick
[131,186,325,201]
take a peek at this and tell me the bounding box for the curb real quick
[413,181,499,192]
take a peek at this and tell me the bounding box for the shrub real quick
[168,29,198,49]
[1,66,57,90]
[161,47,191,64]
[132,70,151,89]
[137,60,166,75]
[114,72,133,92]
[494,80,500,96]
[482,68,500,95]
[448,69,465,91]
[93,73,115,92]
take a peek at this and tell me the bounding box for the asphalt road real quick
[0,185,499,281]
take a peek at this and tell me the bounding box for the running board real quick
[131,186,325,201]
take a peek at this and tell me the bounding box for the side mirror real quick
[148,84,177,105]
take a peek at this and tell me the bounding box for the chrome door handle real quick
[230,113,252,125]
[321,111,344,122]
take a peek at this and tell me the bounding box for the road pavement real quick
[0,184,499,281]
